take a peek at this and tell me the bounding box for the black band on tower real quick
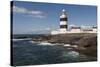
[60,25,67,28]
[60,18,68,21]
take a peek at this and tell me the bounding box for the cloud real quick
[26,28,51,34]
[31,14,46,19]
[32,28,51,32]
[28,11,43,15]
[69,24,76,27]
[13,5,46,18]
[13,6,27,13]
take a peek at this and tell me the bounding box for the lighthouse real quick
[59,9,68,34]
[51,9,68,35]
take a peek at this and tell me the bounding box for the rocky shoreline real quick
[32,33,97,57]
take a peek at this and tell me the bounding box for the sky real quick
[12,1,97,34]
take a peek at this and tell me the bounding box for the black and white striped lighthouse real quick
[59,9,68,33]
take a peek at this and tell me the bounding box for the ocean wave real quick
[28,41,56,46]
[12,38,32,41]
[67,51,79,57]
[63,44,71,47]
[62,51,79,58]
[38,42,56,46]
[29,40,72,46]
[28,40,40,44]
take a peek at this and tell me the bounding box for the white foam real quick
[38,42,56,46]
[63,44,71,47]
[29,41,35,43]
[62,51,79,57]
[67,51,79,57]
[72,45,78,48]
[12,38,32,41]
[30,41,72,46]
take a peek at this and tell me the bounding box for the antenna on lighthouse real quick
[62,9,65,12]
[62,9,66,15]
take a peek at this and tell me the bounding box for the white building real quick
[92,26,97,32]
[51,30,59,35]
[70,27,81,33]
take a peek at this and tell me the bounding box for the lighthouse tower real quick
[59,9,68,34]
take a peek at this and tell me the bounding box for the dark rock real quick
[32,33,97,57]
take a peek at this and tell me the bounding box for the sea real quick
[12,35,97,66]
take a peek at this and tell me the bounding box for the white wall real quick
[51,30,59,35]
[70,29,81,33]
